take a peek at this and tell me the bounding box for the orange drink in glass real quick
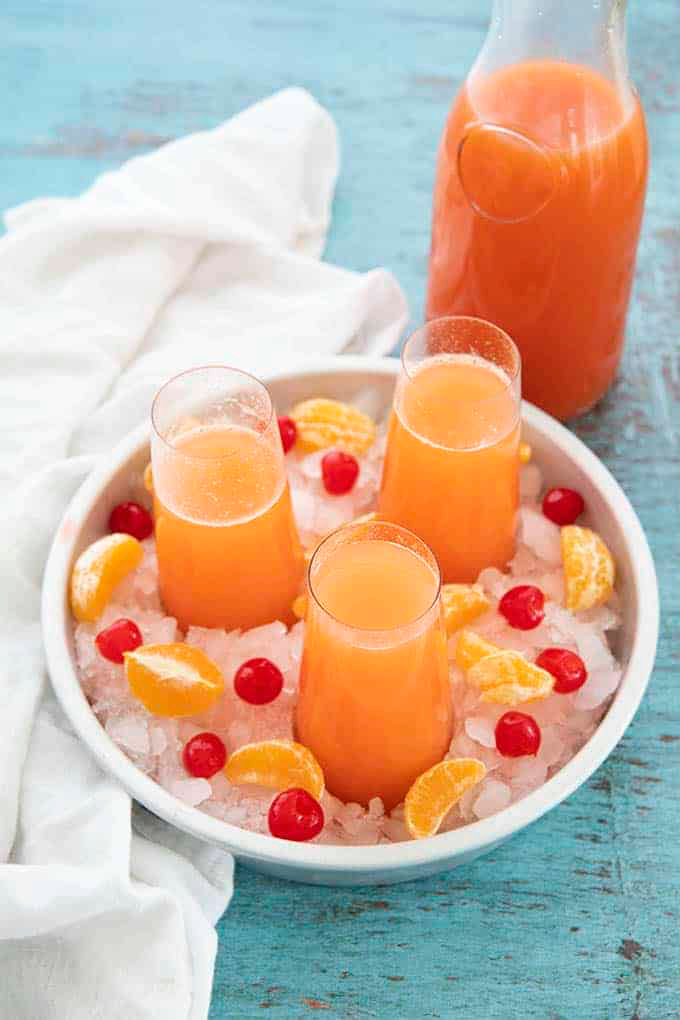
[379,316,521,583]
[295,521,452,810]
[151,366,303,631]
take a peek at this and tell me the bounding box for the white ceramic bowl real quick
[42,356,658,886]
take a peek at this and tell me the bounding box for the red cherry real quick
[95,618,143,663]
[109,500,153,540]
[321,450,359,495]
[182,732,227,778]
[234,657,284,705]
[268,788,325,841]
[542,487,585,526]
[495,711,541,757]
[536,647,588,694]
[278,416,297,454]
[499,585,545,630]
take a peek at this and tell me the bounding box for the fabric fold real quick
[0,86,407,1019]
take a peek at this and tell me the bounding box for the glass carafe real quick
[425,0,648,420]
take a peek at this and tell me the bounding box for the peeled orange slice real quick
[441,584,490,636]
[561,525,615,611]
[292,593,308,620]
[405,759,487,839]
[124,643,224,717]
[290,397,376,455]
[467,651,554,705]
[519,442,532,464]
[70,533,143,622]
[224,740,324,798]
[143,463,154,494]
[454,629,501,672]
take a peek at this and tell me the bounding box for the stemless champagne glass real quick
[378,316,521,583]
[295,520,452,810]
[151,366,303,631]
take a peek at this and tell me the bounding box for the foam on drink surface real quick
[312,539,437,630]
[398,353,518,451]
[157,424,283,525]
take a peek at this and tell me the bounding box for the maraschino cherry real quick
[542,487,585,526]
[109,501,153,540]
[95,618,142,663]
[495,712,541,757]
[321,451,359,495]
[536,647,587,694]
[234,657,284,705]
[278,416,297,454]
[183,732,227,778]
[268,788,324,841]
[499,585,545,630]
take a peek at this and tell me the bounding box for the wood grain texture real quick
[3,1,678,1017]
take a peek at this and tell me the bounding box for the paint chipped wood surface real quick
[4,0,678,1016]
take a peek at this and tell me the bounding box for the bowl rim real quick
[42,355,659,874]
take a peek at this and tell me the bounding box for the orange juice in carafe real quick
[426,1,648,420]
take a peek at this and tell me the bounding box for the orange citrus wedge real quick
[290,397,376,455]
[70,533,144,622]
[561,525,615,611]
[124,643,224,717]
[467,651,554,705]
[292,593,308,620]
[224,740,324,799]
[441,584,490,636]
[404,758,487,839]
[454,629,501,672]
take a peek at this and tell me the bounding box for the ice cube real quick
[314,494,355,534]
[519,507,562,565]
[473,779,511,819]
[520,463,543,503]
[572,667,621,710]
[300,450,325,480]
[168,778,212,806]
[290,484,317,534]
[106,713,150,755]
[465,716,497,749]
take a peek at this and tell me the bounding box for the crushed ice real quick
[74,428,622,845]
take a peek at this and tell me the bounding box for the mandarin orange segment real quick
[124,643,224,717]
[224,740,324,799]
[441,584,490,636]
[404,758,487,839]
[467,651,554,705]
[290,397,376,455]
[561,525,615,611]
[519,441,532,464]
[454,629,501,672]
[69,533,144,622]
[292,593,308,620]
[143,462,154,494]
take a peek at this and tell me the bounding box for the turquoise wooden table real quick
[4,1,677,1016]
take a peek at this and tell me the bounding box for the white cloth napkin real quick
[0,87,407,1020]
